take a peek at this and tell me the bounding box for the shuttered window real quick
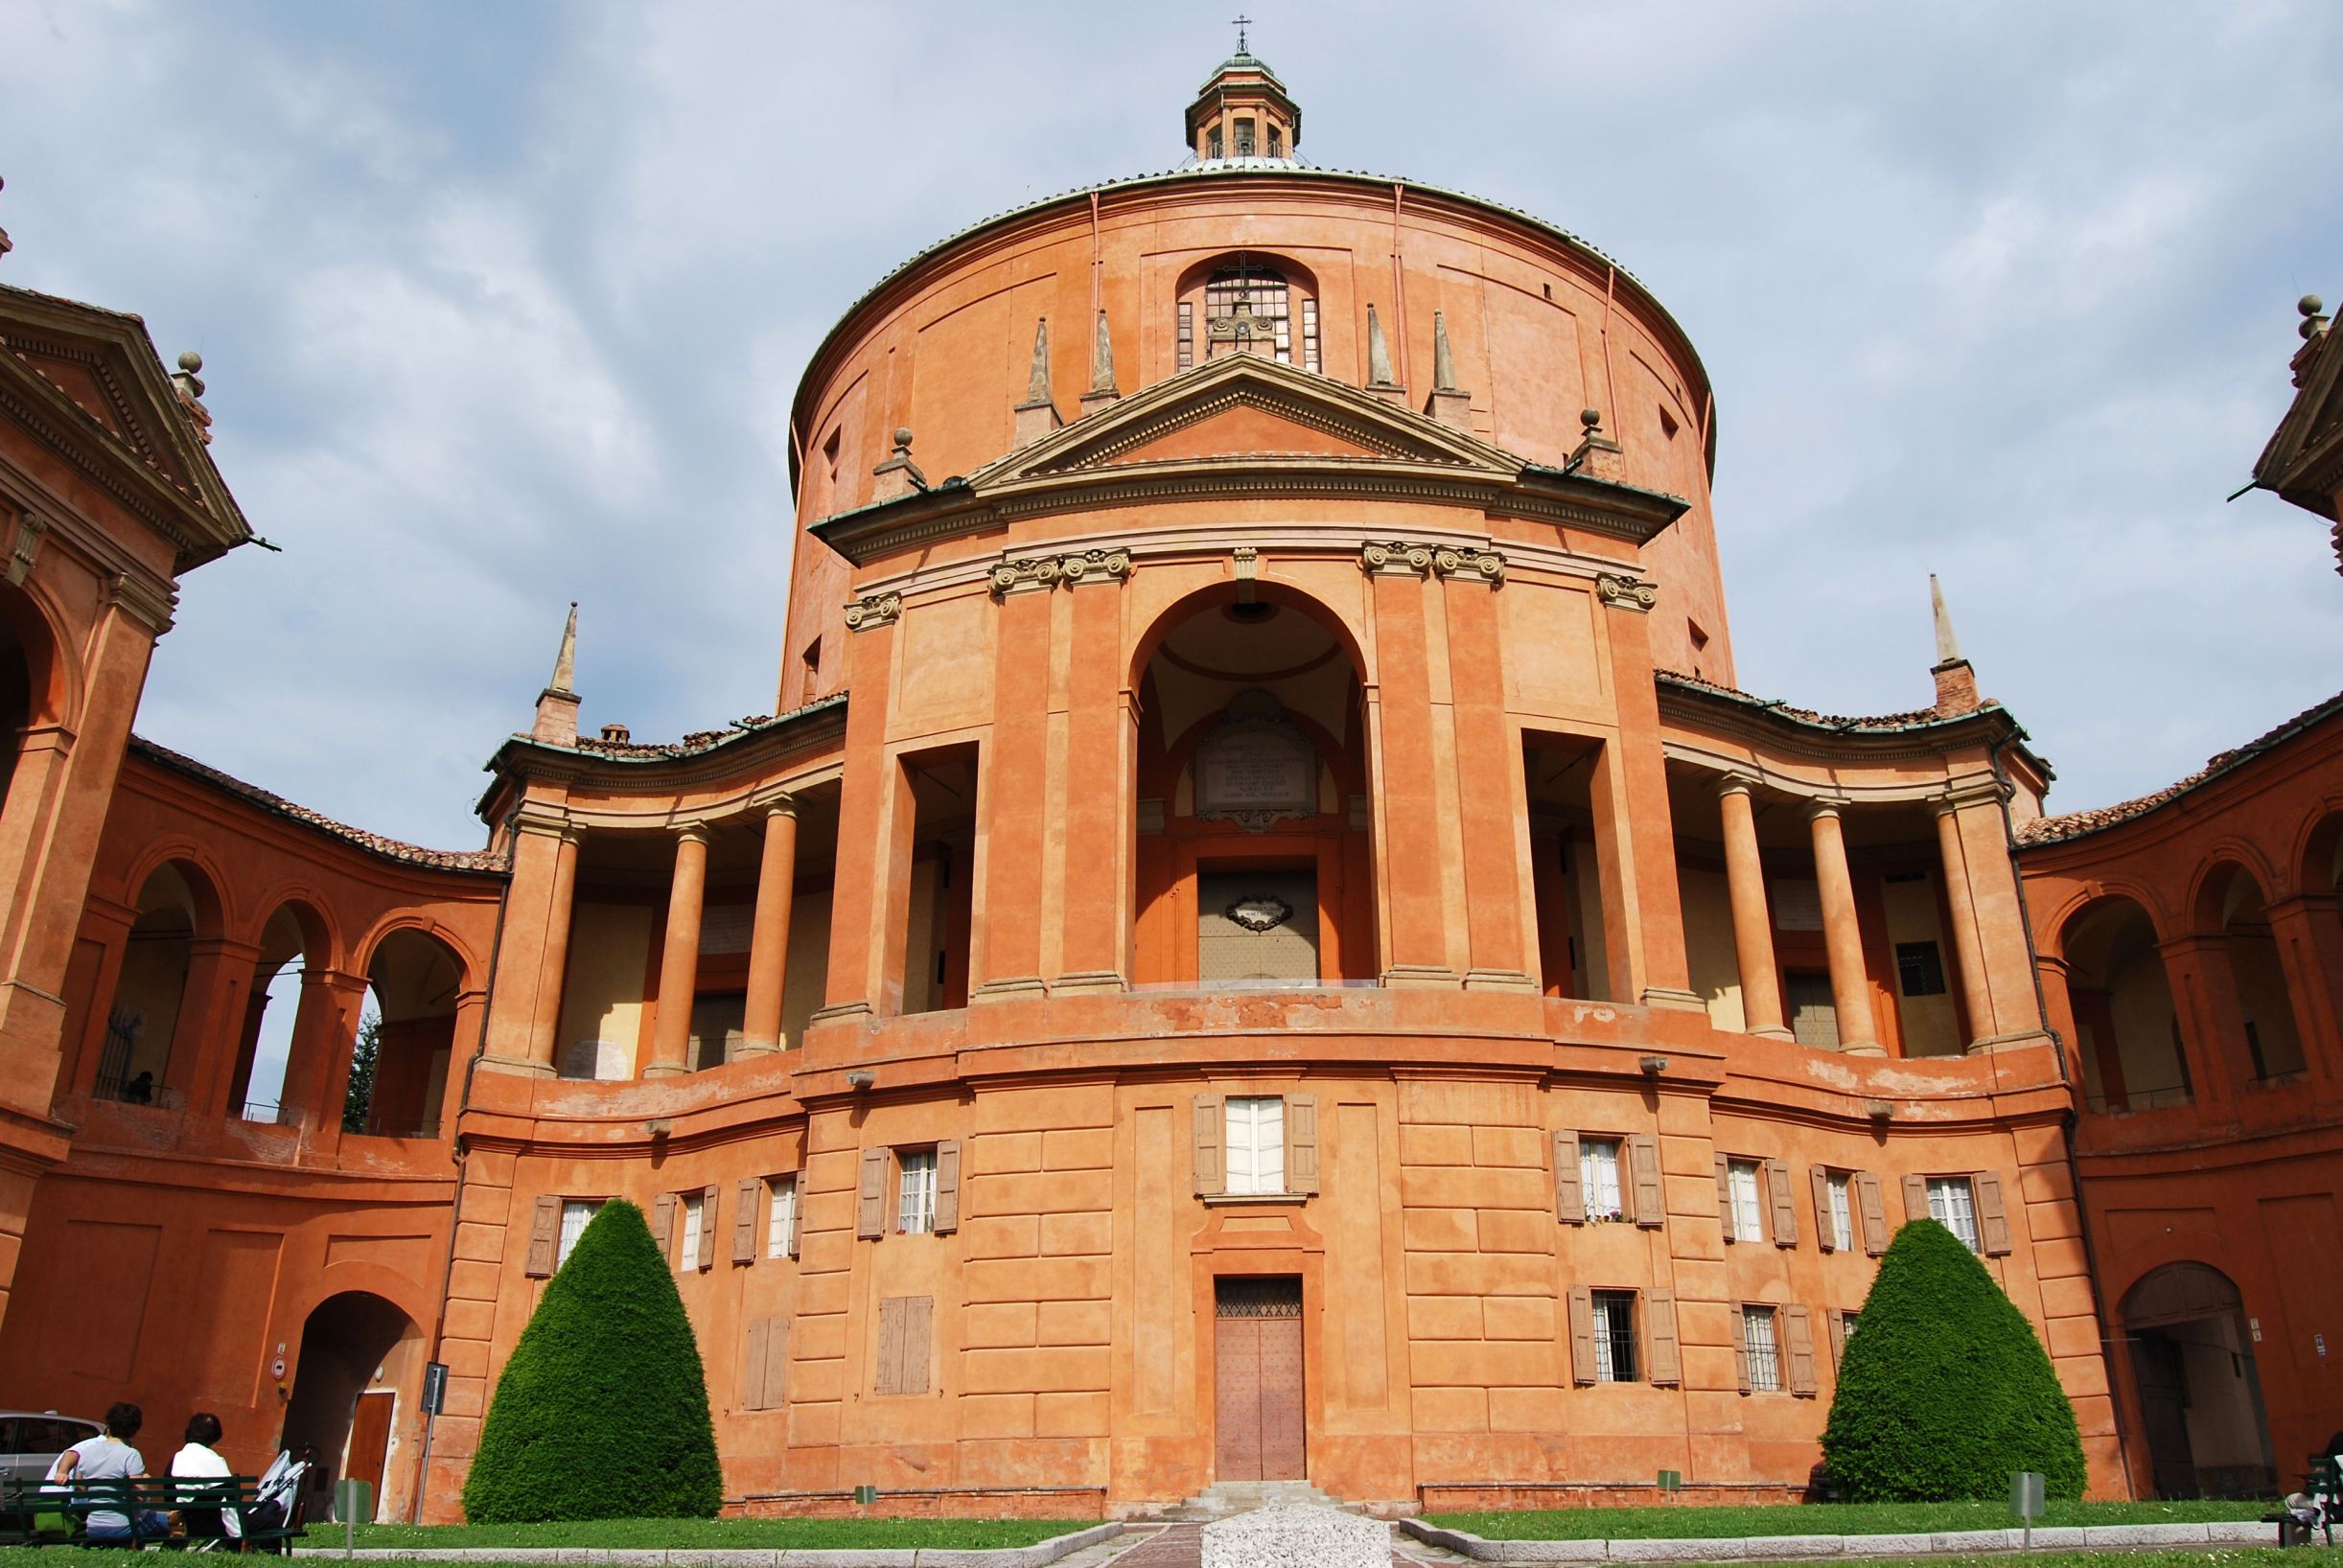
[1580,1139,1624,1221]
[1826,1174,1854,1252]
[1765,1159,1799,1248]
[855,1147,888,1239]
[1927,1176,1981,1253]
[1856,1170,1890,1255]
[1628,1133,1665,1228]
[897,1149,938,1234]
[741,1315,790,1411]
[558,1200,602,1269]
[1742,1305,1781,1393]
[1225,1096,1286,1195]
[1592,1291,1639,1382]
[1645,1288,1682,1386]
[874,1295,933,1395]
[1783,1303,1819,1396]
[767,1176,799,1259]
[679,1192,706,1271]
[1727,1160,1765,1243]
[524,1194,561,1278]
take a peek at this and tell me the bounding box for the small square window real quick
[897,1150,938,1234]
[1895,941,1947,998]
[557,1199,602,1269]
[1727,1159,1765,1243]
[1743,1305,1781,1392]
[1225,1096,1286,1195]
[767,1175,799,1259]
[1592,1290,1639,1382]
[1579,1138,1625,1221]
[1927,1175,1981,1253]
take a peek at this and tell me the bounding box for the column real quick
[1594,577,1701,1011]
[1946,786,2047,1041]
[2156,935,2244,1116]
[1933,799,1996,1051]
[1716,776,1789,1039]
[294,967,371,1157]
[477,803,572,1076]
[522,830,581,1072]
[645,826,709,1078]
[1056,573,1129,991]
[973,581,1052,1000]
[167,936,260,1114]
[739,798,799,1056]
[1807,801,1881,1054]
[1444,572,1533,990]
[819,606,903,1019]
[1365,557,1456,985]
[2266,893,2343,1103]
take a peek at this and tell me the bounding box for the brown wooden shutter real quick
[1902,1172,1930,1226]
[1566,1284,1597,1386]
[1714,1153,1734,1240]
[1857,1170,1889,1256]
[856,1147,888,1239]
[734,1177,761,1264]
[1193,1094,1224,1196]
[1646,1288,1682,1386]
[875,1297,905,1394]
[1285,1095,1320,1194]
[903,1294,933,1394]
[1974,1170,2012,1256]
[1827,1308,1847,1370]
[1553,1129,1585,1224]
[785,1177,801,1258]
[653,1191,678,1257]
[1784,1304,1819,1396]
[762,1314,791,1409]
[699,1184,721,1270]
[1629,1134,1664,1228]
[1730,1304,1751,1394]
[524,1195,559,1278]
[743,1316,770,1410]
[932,1139,963,1234]
[1810,1165,1836,1254]
[1766,1159,1798,1249]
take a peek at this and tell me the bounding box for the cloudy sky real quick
[8,0,2339,851]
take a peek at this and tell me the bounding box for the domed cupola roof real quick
[1185,28,1301,164]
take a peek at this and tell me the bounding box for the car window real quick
[0,1419,17,1453]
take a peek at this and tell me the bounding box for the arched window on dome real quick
[1177,264,1321,375]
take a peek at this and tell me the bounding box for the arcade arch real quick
[349,930,464,1139]
[2197,863,2306,1082]
[2061,898,2190,1112]
[233,904,325,1122]
[1131,588,1374,986]
[97,860,219,1105]
[2121,1262,2275,1498]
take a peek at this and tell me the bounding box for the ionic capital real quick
[1594,572,1658,612]
[842,591,902,632]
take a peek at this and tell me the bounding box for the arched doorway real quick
[282,1291,423,1523]
[350,931,464,1139]
[2122,1262,2275,1498]
[2061,898,2190,1112]
[1131,589,1374,987]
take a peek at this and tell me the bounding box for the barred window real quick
[1728,1159,1766,1243]
[1177,302,1195,372]
[678,1192,705,1272]
[1592,1290,1639,1382]
[767,1175,799,1259]
[1826,1172,1854,1253]
[1744,1305,1781,1392]
[1785,973,1840,1049]
[1895,940,1947,997]
[897,1149,938,1234]
[1225,1095,1286,1195]
[1927,1175,1981,1253]
[557,1199,602,1269]
[1579,1139,1625,1221]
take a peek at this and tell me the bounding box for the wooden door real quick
[344,1390,395,1515]
[1213,1278,1305,1482]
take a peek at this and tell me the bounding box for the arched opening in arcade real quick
[0,591,39,820]
[2061,898,2190,1112]
[282,1291,424,1524]
[2121,1262,2276,1498]
[233,904,325,1122]
[96,860,219,1106]
[347,931,464,1139]
[1131,586,1375,987]
[2198,863,2307,1083]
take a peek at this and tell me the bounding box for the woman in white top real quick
[170,1412,238,1541]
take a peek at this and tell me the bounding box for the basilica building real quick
[0,52,2333,1520]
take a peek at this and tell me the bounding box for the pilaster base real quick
[1840,1041,1888,1057]
[972,976,1051,1003]
[475,1052,553,1079]
[1966,1029,2055,1056]
[1051,970,1127,995]
[807,1001,873,1026]
[1462,968,1538,993]
[731,1040,782,1060]
[1381,964,1461,990]
[1748,1026,1797,1042]
[1640,985,1709,1013]
[640,1062,687,1079]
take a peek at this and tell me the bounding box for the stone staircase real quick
[1152,1479,1341,1520]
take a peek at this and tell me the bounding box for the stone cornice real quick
[1657,672,2043,775]
[477,698,850,822]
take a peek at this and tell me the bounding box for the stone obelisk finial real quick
[533,602,583,745]
[1081,309,1120,412]
[1365,304,1405,404]
[1013,317,1062,448]
[1929,574,1980,715]
[1425,310,1471,428]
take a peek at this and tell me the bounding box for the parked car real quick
[0,1412,104,1487]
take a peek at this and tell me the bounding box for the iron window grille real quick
[1744,1305,1782,1392]
[1592,1290,1639,1382]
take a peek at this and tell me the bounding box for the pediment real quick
[968,351,1523,488]
[2254,328,2343,505]
[11,334,192,490]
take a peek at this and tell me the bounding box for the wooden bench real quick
[2266,1455,2342,1547]
[2,1473,306,1552]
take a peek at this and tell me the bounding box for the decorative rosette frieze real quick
[842,590,904,632]
[1361,540,1505,584]
[989,545,1133,599]
[1594,572,1659,612]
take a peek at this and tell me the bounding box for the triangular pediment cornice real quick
[2253,327,2343,520]
[0,284,250,568]
[969,352,1525,484]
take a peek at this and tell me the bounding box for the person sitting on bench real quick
[46,1401,166,1544]
[170,1412,239,1542]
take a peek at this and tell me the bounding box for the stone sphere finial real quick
[1580,407,1603,430]
[2302,295,2326,318]
[178,351,203,373]
[893,427,914,450]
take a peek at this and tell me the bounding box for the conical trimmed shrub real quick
[464,1199,723,1521]
[1822,1217,2085,1501]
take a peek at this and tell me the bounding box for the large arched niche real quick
[1130,584,1376,987]
[2119,1262,2275,1498]
[1171,251,1325,375]
[2059,895,2190,1113]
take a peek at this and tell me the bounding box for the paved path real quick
[1087,1519,1453,1567]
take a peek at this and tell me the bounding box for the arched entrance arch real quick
[1131,587,1376,986]
[2060,897,2189,1112]
[2121,1262,2275,1498]
[282,1290,424,1524]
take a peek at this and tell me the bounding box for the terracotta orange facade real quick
[0,54,2331,1521]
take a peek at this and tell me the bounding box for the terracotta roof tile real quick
[1657,670,1974,732]
[558,694,845,762]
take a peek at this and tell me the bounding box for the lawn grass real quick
[295,1515,1088,1549]
[1427,1496,2272,1540]
[1843,1556,2331,1568]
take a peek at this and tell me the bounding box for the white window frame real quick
[896,1149,938,1234]
[767,1175,799,1259]
[1223,1095,1287,1196]
[1728,1159,1765,1242]
[678,1192,705,1272]
[1827,1172,1855,1252]
[1928,1175,1982,1253]
[1591,1290,1638,1383]
[557,1199,602,1269]
[1744,1305,1781,1393]
[1580,1138,1625,1222]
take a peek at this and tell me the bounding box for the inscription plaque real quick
[1195,693,1314,832]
